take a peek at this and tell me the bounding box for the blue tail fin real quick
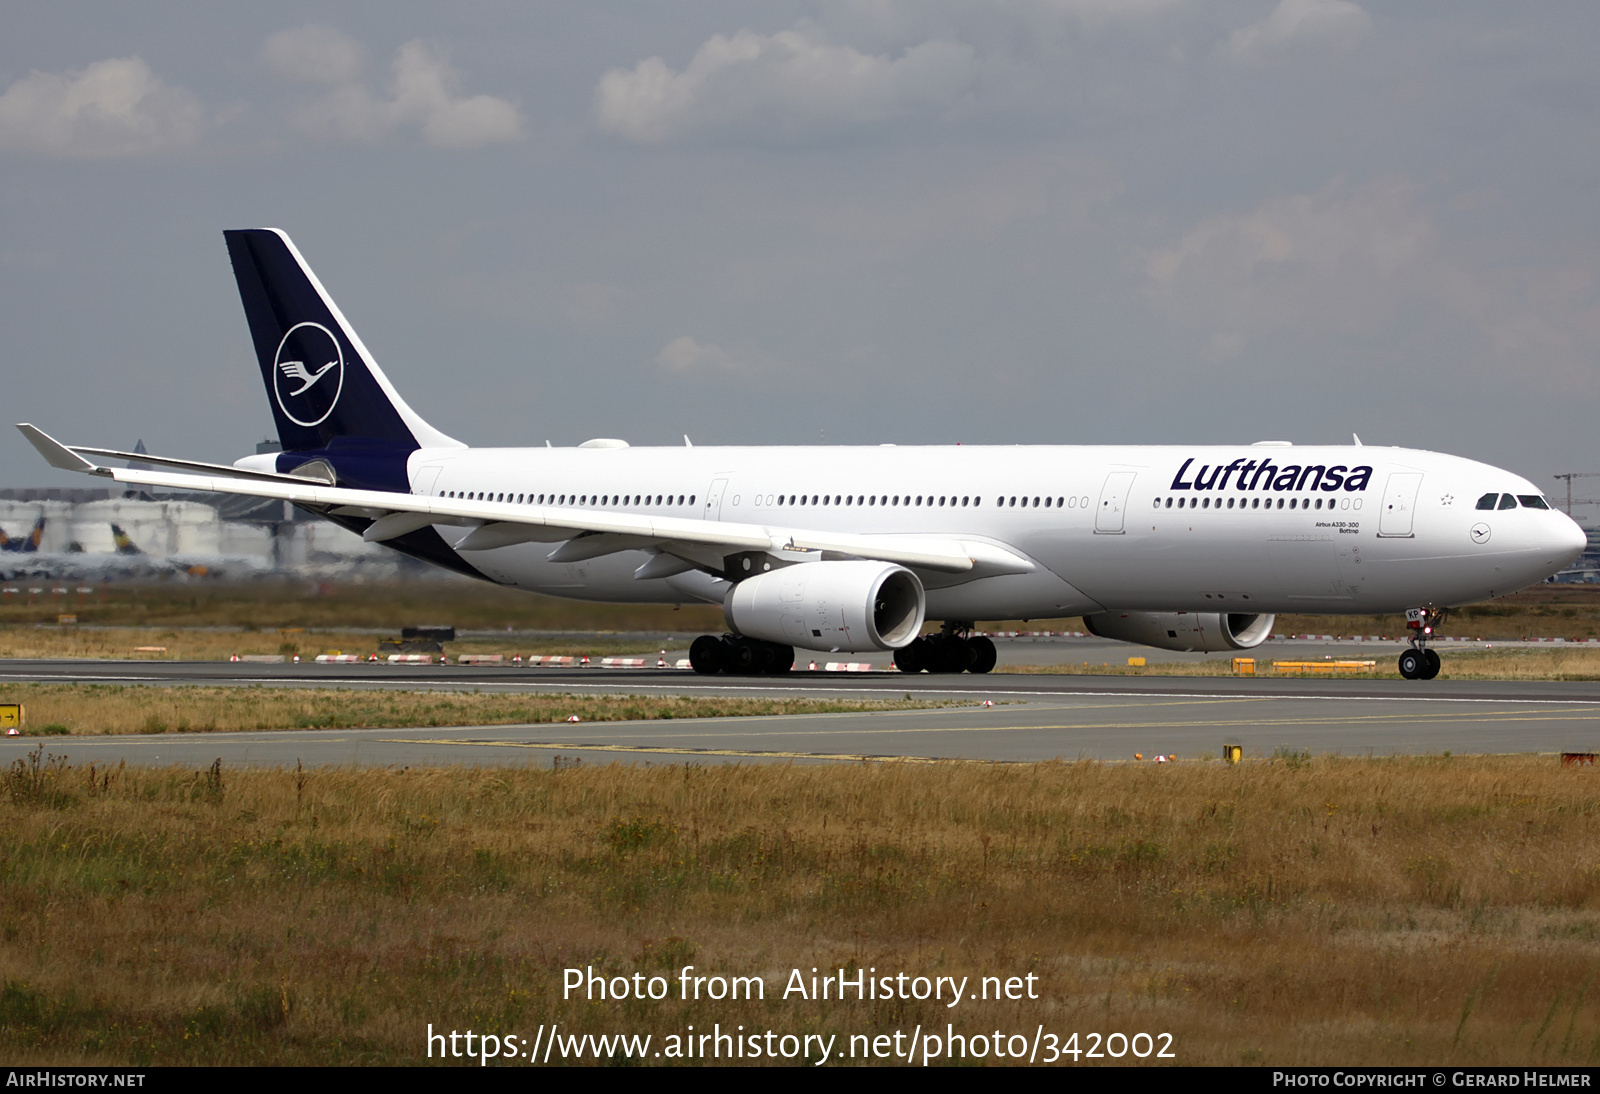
[224,230,461,479]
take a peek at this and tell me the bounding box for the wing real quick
[16,425,1035,580]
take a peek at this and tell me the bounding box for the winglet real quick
[15,424,106,474]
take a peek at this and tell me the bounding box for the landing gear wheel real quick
[1421,649,1441,680]
[967,635,997,674]
[767,644,795,674]
[725,637,756,675]
[1397,649,1423,680]
[928,635,975,674]
[752,641,778,674]
[894,637,929,673]
[689,635,724,676]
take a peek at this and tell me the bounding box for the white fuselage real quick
[402,442,1585,621]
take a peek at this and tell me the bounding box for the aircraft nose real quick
[1552,515,1589,565]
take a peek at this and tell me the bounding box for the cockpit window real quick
[1475,493,1499,510]
[1497,493,1519,510]
[1518,495,1550,510]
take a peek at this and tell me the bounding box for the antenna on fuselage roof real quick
[684,435,693,447]
[545,440,551,448]
[1353,433,1363,446]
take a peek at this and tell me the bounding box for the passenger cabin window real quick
[1498,494,1518,510]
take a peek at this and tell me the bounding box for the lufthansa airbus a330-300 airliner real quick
[18,230,1587,680]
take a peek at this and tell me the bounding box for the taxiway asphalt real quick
[1,655,1597,768]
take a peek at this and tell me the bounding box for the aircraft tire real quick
[751,641,777,674]
[928,635,974,674]
[689,635,724,675]
[1421,649,1441,680]
[968,635,997,674]
[1397,649,1423,680]
[764,643,795,674]
[894,637,928,673]
[725,637,756,674]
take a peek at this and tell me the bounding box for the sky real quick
[3,2,1599,509]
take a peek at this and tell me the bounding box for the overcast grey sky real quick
[3,2,1598,504]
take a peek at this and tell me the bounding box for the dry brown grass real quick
[0,577,725,632]
[11,578,1600,643]
[0,684,941,736]
[2,751,1598,1065]
[0,625,669,662]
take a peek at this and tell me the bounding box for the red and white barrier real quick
[456,654,504,665]
[386,653,436,664]
[824,662,875,672]
[314,654,362,663]
[524,655,576,666]
[600,657,649,668]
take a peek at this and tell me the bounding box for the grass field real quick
[0,684,946,736]
[0,626,673,662]
[7,577,1600,642]
[0,576,726,633]
[2,751,1597,1065]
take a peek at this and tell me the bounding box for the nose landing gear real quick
[1397,607,1445,680]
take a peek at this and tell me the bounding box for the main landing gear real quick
[688,634,794,676]
[1397,607,1444,681]
[893,622,997,674]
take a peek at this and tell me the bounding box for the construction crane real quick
[1552,473,1600,516]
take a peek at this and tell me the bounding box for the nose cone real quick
[1551,514,1589,569]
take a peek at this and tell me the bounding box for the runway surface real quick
[2,654,1598,768]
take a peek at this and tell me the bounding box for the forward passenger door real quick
[1378,473,1422,538]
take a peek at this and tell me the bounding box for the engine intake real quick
[1083,611,1275,653]
[725,560,925,652]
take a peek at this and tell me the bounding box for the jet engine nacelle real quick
[725,560,926,652]
[1083,610,1275,653]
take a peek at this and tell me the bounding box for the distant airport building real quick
[0,486,424,579]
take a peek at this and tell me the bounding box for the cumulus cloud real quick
[596,27,974,144]
[654,336,751,377]
[1142,176,1600,386]
[1144,177,1433,357]
[0,57,205,158]
[267,26,522,148]
[1227,0,1371,64]
[262,24,367,86]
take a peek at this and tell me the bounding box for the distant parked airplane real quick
[0,516,44,554]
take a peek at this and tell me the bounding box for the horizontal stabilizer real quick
[17,424,105,474]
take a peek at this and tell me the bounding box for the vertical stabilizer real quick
[224,229,463,455]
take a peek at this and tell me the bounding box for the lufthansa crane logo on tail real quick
[272,321,345,427]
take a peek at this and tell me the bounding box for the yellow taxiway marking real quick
[374,738,958,762]
[380,703,1600,742]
